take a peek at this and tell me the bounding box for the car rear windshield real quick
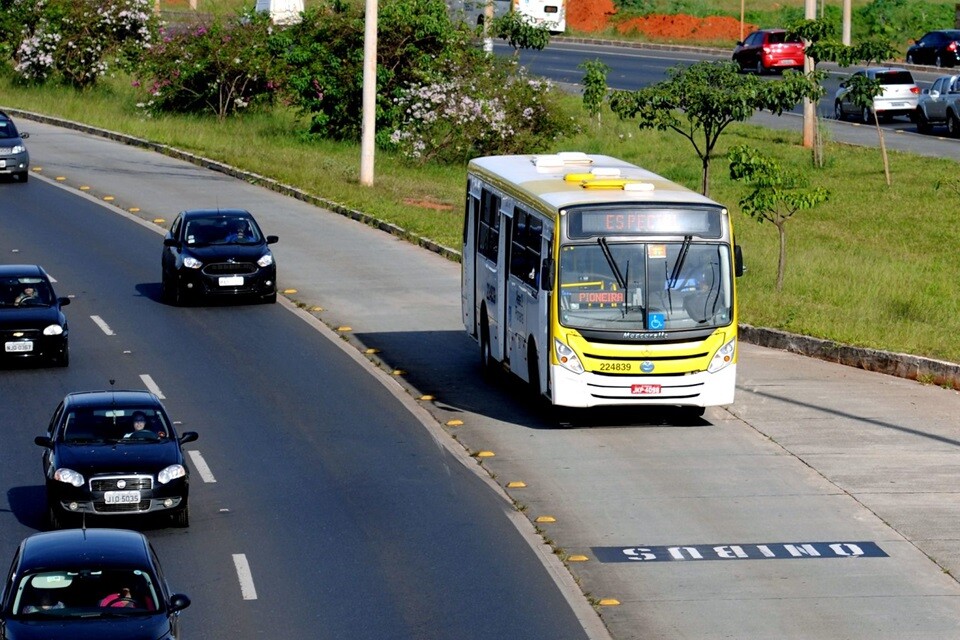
[877,71,915,85]
[768,32,801,44]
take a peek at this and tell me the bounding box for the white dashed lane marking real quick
[232,554,258,600]
[139,374,165,399]
[90,315,115,336]
[187,450,217,483]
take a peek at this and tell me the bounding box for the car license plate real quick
[631,384,661,395]
[104,491,141,504]
[219,276,244,286]
[5,341,32,353]
[891,102,905,107]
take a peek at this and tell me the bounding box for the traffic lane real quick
[0,178,595,640]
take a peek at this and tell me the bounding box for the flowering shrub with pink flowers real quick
[6,0,156,89]
[133,10,284,120]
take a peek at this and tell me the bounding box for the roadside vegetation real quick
[2,0,960,365]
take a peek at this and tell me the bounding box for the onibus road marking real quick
[592,541,888,563]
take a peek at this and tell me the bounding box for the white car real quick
[834,67,920,123]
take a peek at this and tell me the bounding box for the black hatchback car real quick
[35,390,198,529]
[0,264,70,367]
[161,208,278,305]
[0,110,30,183]
[906,30,960,67]
[0,528,191,640]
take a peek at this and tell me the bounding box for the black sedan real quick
[0,264,70,367]
[906,29,960,67]
[0,528,190,640]
[161,208,278,305]
[35,390,199,529]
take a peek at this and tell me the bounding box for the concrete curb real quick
[8,108,960,392]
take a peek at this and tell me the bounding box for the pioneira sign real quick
[255,0,303,25]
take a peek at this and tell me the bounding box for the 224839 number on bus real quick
[599,362,633,372]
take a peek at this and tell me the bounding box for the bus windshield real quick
[558,242,732,332]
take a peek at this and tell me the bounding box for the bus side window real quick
[478,189,500,262]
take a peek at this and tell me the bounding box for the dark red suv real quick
[732,29,805,74]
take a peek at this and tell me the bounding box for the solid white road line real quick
[90,315,115,336]
[187,450,217,483]
[232,554,258,600]
[139,374,165,399]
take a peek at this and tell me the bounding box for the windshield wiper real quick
[668,235,693,290]
[597,238,630,317]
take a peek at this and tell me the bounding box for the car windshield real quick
[0,120,20,139]
[184,216,262,246]
[558,242,732,331]
[0,277,54,308]
[61,407,172,443]
[12,569,160,618]
[877,71,915,85]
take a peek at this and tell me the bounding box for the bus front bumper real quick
[550,364,736,408]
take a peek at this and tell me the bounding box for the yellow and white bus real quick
[461,152,744,412]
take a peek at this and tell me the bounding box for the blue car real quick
[0,528,190,639]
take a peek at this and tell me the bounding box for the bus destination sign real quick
[569,208,722,239]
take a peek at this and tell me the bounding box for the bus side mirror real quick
[734,245,745,277]
[540,257,555,291]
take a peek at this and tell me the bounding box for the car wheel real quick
[755,59,765,75]
[916,110,930,134]
[834,101,845,121]
[16,171,28,183]
[172,503,190,528]
[948,111,960,138]
[906,53,915,64]
[861,107,873,124]
[936,54,944,68]
[264,291,277,304]
[47,504,64,531]
[52,343,69,368]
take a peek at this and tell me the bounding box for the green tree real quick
[490,10,550,55]
[728,145,829,292]
[609,61,823,197]
[579,59,609,125]
[808,38,899,185]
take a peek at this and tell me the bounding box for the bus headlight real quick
[707,338,736,373]
[555,339,584,374]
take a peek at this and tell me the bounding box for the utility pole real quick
[360,0,377,186]
[483,0,494,54]
[802,0,816,148]
[842,0,851,45]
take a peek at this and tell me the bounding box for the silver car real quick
[914,74,960,133]
[834,67,920,123]
[0,110,29,183]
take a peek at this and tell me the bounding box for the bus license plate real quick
[104,491,141,504]
[5,341,33,353]
[631,384,661,395]
[219,276,244,287]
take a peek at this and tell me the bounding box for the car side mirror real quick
[736,40,744,46]
[168,594,191,613]
[163,237,179,247]
[20,132,29,139]
[34,436,53,449]
[57,297,70,307]
[734,245,745,277]
[179,431,199,445]
[266,235,279,245]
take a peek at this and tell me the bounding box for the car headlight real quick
[12,144,25,154]
[43,324,64,336]
[554,338,584,374]
[257,253,274,268]
[158,464,186,484]
[53,468,85,487]
[183,256,202,269]
[707,338,736,373]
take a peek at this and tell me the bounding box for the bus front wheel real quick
[480,316,497,379]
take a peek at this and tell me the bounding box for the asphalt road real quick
[3,115,959,639]
[0,178,595,638]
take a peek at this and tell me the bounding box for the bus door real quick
[535,223,553,392]
[497,197,515,366]
[461,178,482,337]
[506,207,544,383]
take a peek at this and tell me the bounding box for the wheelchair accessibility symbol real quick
[648,313,665,330]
